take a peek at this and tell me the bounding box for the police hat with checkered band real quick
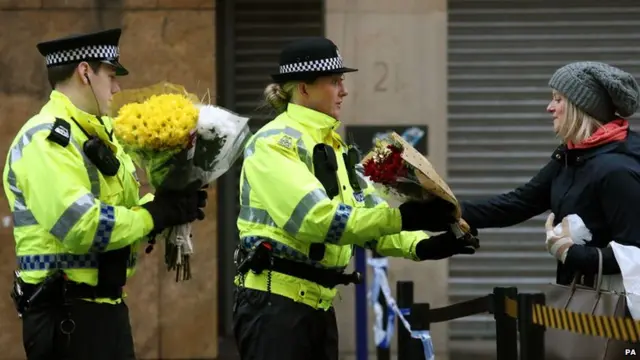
[36,28,129,76]
[271,37,357,84]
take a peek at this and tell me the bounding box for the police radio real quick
[70,117,121,176]
[312,144,340,199]
[83,136,120,176]
[343,146,362,193]
[310,144,342,261]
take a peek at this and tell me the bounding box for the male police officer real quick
[3,28,206,360]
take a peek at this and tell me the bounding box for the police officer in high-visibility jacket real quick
[3,29,207,360]
[233,37,476,360]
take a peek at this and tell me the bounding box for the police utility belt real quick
[11,269,124,317]
[234,240,361,289]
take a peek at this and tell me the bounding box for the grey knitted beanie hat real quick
[548,61,640,123]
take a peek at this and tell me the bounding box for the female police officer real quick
[232,37,475,360]
[3,28,206,360]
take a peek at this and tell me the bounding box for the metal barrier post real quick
[493,287,518,360]
[396,281,421,360]
[410,302,431,360]
[518,293,545,360]
[409,302,430,331]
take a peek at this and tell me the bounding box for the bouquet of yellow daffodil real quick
[111,82,252,281]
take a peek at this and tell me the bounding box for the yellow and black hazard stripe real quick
[531,304,640,342]
[504,296,518,319]
[499,295,640,342]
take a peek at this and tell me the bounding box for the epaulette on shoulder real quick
[46,118,71,147]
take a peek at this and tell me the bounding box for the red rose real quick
[362,144,408,186]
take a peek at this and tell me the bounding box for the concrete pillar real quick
[325,0,449,359]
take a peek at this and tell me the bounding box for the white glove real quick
[545,213,576,263]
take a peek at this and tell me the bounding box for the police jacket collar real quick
[285,103,340,142]
[45,90,114,144]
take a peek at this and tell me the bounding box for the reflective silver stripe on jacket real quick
[7,123,53,227]
[354,164,369,189]
[18,251,137,271]
[48,194,115,249]
[241,236,346,270]
[238,175,276,227]
[282,189,327,235]
[355,164,384,208]
[49,194,95,240]
[239,177,329,232]
[239,126,314,227]
[7,119,100,229]
[71,136,101,198]
[8,121,101,228]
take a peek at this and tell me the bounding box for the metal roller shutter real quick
[234,0,325,122]
[447,0,640,345]
[216,0,324,336]
[232,0,325,211]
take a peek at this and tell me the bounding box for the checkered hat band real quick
[279,56,344,74]
[45,45,120,66]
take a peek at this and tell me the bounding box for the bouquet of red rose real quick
[361,132,478,247]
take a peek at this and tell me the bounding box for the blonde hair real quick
[557,97,603,144]
[263,82,297,114]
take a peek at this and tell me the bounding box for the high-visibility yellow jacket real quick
[236,103,426,310]
[2,90,154,303]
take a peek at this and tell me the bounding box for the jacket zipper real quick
[558,155,576,219]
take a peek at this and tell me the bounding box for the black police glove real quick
[415,230,478,260]
[142,189,207,232]
[398,197,458,232]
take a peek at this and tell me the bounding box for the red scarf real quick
[567,119,629,149]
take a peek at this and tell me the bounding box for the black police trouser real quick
[233,288,339,360]
[22,299,135,360]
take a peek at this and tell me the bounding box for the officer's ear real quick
[297,82,310,98]
[77,62,92,85]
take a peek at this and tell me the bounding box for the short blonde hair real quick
[557,95,603,144]
[262,82,298,114]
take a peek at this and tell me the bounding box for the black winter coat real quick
[461,130,640,286]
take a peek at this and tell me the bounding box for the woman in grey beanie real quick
[415,61,640,357]
[420,61,640,275]
[447,60,640,271]
[547,61,640,147]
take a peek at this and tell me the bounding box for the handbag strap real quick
[564,248,605,312]
[567,247,604,296]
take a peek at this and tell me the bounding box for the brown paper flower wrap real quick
[360,132,479,248]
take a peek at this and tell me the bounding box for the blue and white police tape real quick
[368,257,396,349]
[367,257,435,360]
